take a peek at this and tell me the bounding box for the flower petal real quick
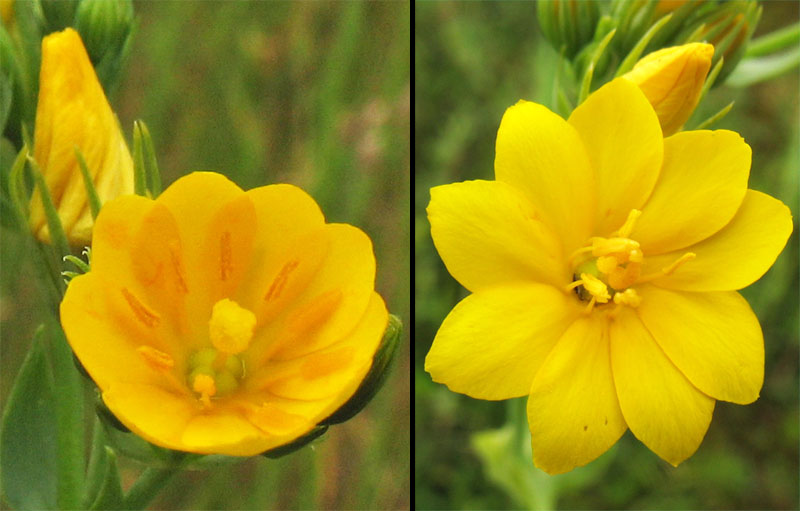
[610,307,714,466]
[102,383,195,451]
[641,190,793,291]
[428,180,567,290]
[527,314,627,475]
[568,78,663,235]
[631,130,750,255]
[636,286,764,404]
[181,413,266,456]
[425,283,580,400]
[61,273,180,391]
[495,101,595,253]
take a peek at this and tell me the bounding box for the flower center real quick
[187,298,255,406]
[564,209,695,314]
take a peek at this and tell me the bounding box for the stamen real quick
[596,256,618,274]
[568,246,594,265]
[169,242,188,294]
[580,273,610,304]
[614,209,642,238]
[137,346,174,370]
[564,280,583,292]
[220,231,232,281]
[209,298,257,355]
[584,296,597,314]
[121,288,160,328]
[591,237,640,258]
[613,288,641,307]
[638,252,696,283]
[264,260,300,301]
[607,263,641,290]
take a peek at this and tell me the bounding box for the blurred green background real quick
[415,2,798,510]
[1,1,409,509]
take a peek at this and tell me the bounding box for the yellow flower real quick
[623,43,714,136]
[425,78,792,475]
[29,28,133,245]
[60,172,388,456]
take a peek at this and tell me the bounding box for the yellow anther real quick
[591,237,640,258]
[607,263,641,290]
[208,298,257,355]
[613,288,642,308]
[615,209,642,238]
[137,346,174,370]
[596,256,618,274]
[580,273,610,304]
[629,248,644,263]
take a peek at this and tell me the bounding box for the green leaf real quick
[137,120,161,197]
[88,448,123,510]
[745,23,800,58]
[43,317,85,510]
[725,47,800,88]
[693,101,734,130]
[0,328,59,510]
[578,28,616,105]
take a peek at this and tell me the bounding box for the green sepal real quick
[261,425,329,459]
[697,56,724,103]
[7,144,29,229]
[95,390,131,434]
[29,155,70,260]
[725,47,800,88]
[578,28,617,105]
[74,146,102,219]
[0,327,59,511]
[692,101,734,130]
[132,120,147,196]
[88,447,124,510]
[136,119,162,196]
[745,23,800,58]
[615,13,673,77]
[320,314,402,426]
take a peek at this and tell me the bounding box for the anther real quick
[192,373,216,408]
[580,273,610,304]
[265,260,299,301]
[638,252,696,283]
[209,298,257,355]
[137,346,174,370]
[121,288,160,328]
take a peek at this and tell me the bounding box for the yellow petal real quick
[632,130,750,255]
[102,383,195,451]
[30,28,133,245]
[641,190,793,291]
[61,273,180,391]
[568,78,663,235]
[254,292,387,402]
[181,413,265,456]
[610,308,714,466]
[495,101,595,253]
[265,223,376,361]
[623,43,714,136]
[637,286,764,404]
[528,314,627,475]
[427,180,568,291]
[425,283,580,400]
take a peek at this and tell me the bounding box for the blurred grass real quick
[415,2,798,510]
[1,2,409,510]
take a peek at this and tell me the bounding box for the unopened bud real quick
[623,42,714,136]
[537,0,600,59]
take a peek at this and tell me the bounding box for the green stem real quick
[122,465,182,510]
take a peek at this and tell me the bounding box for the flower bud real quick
[0,0,14,27]
[40,0,79,33]
[623,42,714,136]
[74,0,133,65]
[537,0,600,59]
[29,28,133,246]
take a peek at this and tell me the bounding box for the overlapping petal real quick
[528,314,627,475]
[428,180,567,290]
[426,283,580,400]
[642,190,793,291]
[631,130,750,255]
[610,308,714,466]
[637,286,764,404]
[495,102,595,253]
[568,78,663,235]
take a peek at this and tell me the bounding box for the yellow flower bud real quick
[29,28,133,246]
[623,42,714,136]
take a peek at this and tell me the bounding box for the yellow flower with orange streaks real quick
[61,172,388,455]
[30,28,133,245]
[425,78,792,474]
